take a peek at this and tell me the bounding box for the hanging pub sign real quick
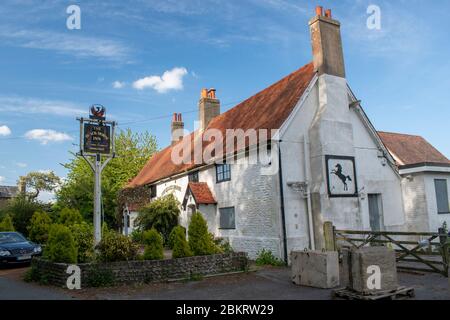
[83,123,111,155]
[325,155,358,198]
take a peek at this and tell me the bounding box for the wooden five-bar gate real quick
[323,222,450,277]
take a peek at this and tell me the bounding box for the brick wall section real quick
[32,252,248,288]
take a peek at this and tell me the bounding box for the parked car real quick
[0,232,42,266]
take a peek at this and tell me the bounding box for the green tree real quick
[44,224,78,263]
[136,194,180,243]
[58,208,83,226]
[170,226,192,259]
[28,211,52,244]
[188,212,220,256]
[0,215,15,232]
[23,171,60,200]
[56,129,158,228]
[142,229,164,260]
[96,230,139,262]
[1,195,44,236]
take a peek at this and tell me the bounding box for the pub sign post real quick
[77,105,116,244]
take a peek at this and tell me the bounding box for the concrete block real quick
[349,247,398,294]
[291,250,339,289]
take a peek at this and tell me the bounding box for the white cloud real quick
[25,129,73,145]
[0,125,11,136]
[0,176,5,184]
[0,28,129,61]
[0,96,85,117]
[112,81,126,89]
[133,67,188,93]
[15,162,27,168]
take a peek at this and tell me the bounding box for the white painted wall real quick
[423,173,450,232]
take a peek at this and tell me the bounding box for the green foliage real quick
[69,222,95,263]
[86,268,115,287]
[44,224,78,264]
[58,208,83,226]
[168,225,186,249]
[27,211,52,244]
[188,212,220,256]
[142,229,164,260]
[23,171,60,200]
[0,214,15,232]
[1,195,44,236]
[130,229,144,244]
[56,129,158,228]
[214,238,234,254]
[136,194,180,243]
[97,231,139,262]
[255,249,285,267]
[24,265,48,285]
[171,226,192,259]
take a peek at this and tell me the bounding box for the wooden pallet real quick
[332,287,415,300]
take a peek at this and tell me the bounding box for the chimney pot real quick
[315,6,323,16]
[201,88,208,98]
[208,88,216,99]
[325,9,332,18]
[178,113,182,122]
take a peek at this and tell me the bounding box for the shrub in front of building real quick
[97,230,139,262]
[142,229,164,260]
[170,226,192,259]
[188,211,220,256]
[69,222,95,263]
[58,208,83,226]
[44,224,78,264]
[255,249,285,267]
[27,211,52,244]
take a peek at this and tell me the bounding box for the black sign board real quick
[83,123,111,155]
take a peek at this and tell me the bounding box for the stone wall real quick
[32,252,248,288]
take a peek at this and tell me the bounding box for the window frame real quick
[219,206,236,230]
[434,179,450,214]
[188,171,199,183]
[216,164,231,183]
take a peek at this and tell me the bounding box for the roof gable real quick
[128,62,316,187]
[183,182,217,206]
[378,131,450,166]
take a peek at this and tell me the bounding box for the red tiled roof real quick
[378,131,450,166]
[187,182,217,204]
[127,62,316,187]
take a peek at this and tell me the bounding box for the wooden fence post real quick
[438,226,449,277]
[323,221,336,252]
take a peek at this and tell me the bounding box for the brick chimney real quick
[199,88,220,131]
[309,6,345,78]
[171,113,184,145]
[18,176,26,194]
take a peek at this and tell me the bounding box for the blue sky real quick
[0,0,449,200]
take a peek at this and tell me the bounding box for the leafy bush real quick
[142,229,164,260]
[58,208,83,226]
[24,265,48,285]
[171,226,192,259]
[130,229,144,244]
[255,249,285,267]
[214,238,234,254]
[188,211,220,256]
[27,211,52,244]
[0,214,15,232]
[69,222,95,263]
[136,194,180,243]
[168,225,185,249]
[44,224,78,264]
[96,231,139,262]
[86,268,115,287]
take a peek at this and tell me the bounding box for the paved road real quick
[1,266,449,300]
[0,267,75,300]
